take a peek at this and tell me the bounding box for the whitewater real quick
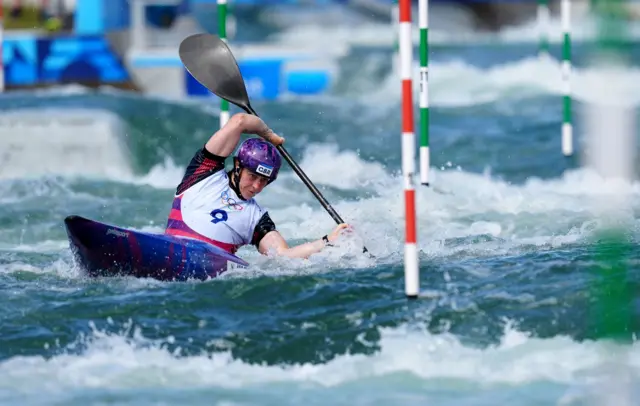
[1,12,640,406]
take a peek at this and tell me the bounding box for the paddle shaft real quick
[243,105,368,253]
[244,105,347,227]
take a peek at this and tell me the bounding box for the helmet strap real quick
[229,158,246,201]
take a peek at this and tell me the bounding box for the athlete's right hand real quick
[328,223,351,243]
[240,114,284,146]
[261,128,285,146]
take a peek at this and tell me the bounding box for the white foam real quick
[125,155,186,189]
[365,56,640,107]
[294,143,388,190]
[0,108,134,180]
[0,258,81,279]
[0,240,68,253]
[237,143,640,266]
[495,10,640,45]
[271,6,640,48]
[264,6,491,47]
[15,83,96,97]
[0,104,192,189]
[3,140,635,279]
[0,321,637,404]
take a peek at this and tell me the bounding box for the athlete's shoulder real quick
[176,147,227,195]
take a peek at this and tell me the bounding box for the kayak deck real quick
[64,215,248,281]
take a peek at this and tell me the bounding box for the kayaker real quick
[165,113,349,258]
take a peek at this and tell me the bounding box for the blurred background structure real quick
[2,0,635,99]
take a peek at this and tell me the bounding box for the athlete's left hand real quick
[328,223,352,243]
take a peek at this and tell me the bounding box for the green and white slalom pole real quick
[419,0,430,186]
[537,0,550,58]
[561,0,573,156]
[218,0,230,128]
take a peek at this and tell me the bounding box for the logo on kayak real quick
[227,261,248,271]
[255,164,273,177]
[107,228,128,238]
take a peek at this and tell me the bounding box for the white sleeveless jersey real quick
[182,170,265,242]
[168,170,267,253]
[165,147,277,254]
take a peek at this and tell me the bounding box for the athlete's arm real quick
[258,224,350,259]
[205,113,284,157]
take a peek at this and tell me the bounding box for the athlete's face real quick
[238,168,270,199]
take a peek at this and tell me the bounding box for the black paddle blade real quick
[179,33,253,114]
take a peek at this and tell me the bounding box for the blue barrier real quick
[3,34,130,87]
[76,0,129,34]
[286,70,330,95]
[76,0,190,35]
[185,57,334,100]
[3,37,38,85]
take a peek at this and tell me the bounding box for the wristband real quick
[322,235,333,247]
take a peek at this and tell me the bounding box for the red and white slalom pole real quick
[399,0,419,299]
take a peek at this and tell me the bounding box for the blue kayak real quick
[63,215,249,281]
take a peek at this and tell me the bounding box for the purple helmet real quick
[235,138,282,183]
